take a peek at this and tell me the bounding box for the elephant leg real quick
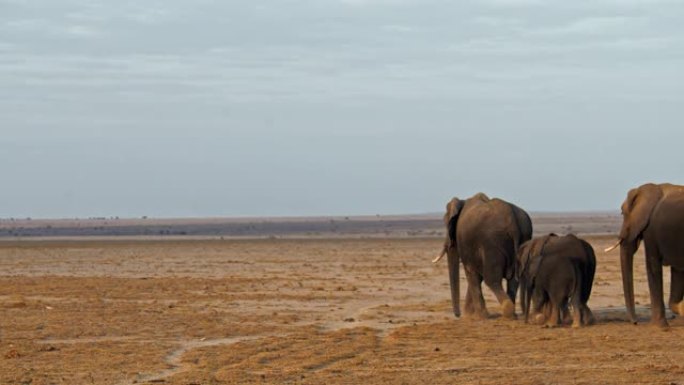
[466,270,488,319]
[545,288,567,328]
[571,295,583,328]
[463,269,476,316]
[506,278,518,304]
[644,245,668,327]
[484,270,515,319]
[464,284,474,315]
[669,268,684,316]
[542,301,552,321]
[545,299,561,328]
[531,290,547,325]
[581,304,595,325]
[561,303,572,325]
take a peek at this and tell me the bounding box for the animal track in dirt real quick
[317,300,439,337]
[37,336,139,345]
[113,298,441,384]
[118,336,264,385]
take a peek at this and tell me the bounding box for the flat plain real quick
[2,213,684,385]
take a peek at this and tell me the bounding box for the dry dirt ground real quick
[1,233,684,384]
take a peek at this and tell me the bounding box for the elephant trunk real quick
[620,242,638,324]
[447,248,461,318]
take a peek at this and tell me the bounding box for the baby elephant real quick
[517,233,596,328]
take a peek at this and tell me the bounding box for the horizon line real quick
[0,209,622,223]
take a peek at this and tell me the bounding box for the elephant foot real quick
[501,300,516,319]
[583,308,596,326]
[651,318,669,329]
[463,309,489,320]
[572,309,582,328]
[668,302,680,315]
[578,305,594,326]
[677,301,684,316]
[533,313,546,325]
[585,315,596,326]
[464,305,475,316]
[562,309,572,325]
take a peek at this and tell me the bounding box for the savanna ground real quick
[1,215,684,384]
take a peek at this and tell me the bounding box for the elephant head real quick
[433,197,466,317]
[445,198,466,248]
[432,197,465,263]
[606,183,664,323]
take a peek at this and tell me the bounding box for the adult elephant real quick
[433,193,533,319]
[605,183,684,327]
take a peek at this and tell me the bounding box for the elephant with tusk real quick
[434,193,532,319]
[605,183,684,327]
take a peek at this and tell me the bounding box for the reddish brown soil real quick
[1,234,683,384]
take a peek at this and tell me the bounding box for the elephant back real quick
[458,198,531,279]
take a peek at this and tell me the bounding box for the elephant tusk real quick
[432,248,447,263]
[604,240,621,253]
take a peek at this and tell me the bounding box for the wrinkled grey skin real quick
[613,183,684,327]
[438,193,532,319]
[517,234,596,328]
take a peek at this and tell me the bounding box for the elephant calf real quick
[517,234,596,328]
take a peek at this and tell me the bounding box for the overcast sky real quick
[1,0,683,218]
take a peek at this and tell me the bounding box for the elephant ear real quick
[446,198,465,248]
[619,184,663,243]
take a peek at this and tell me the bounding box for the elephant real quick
[433,192,533,319]
[517,233,596,328]
[605,183,684,327]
